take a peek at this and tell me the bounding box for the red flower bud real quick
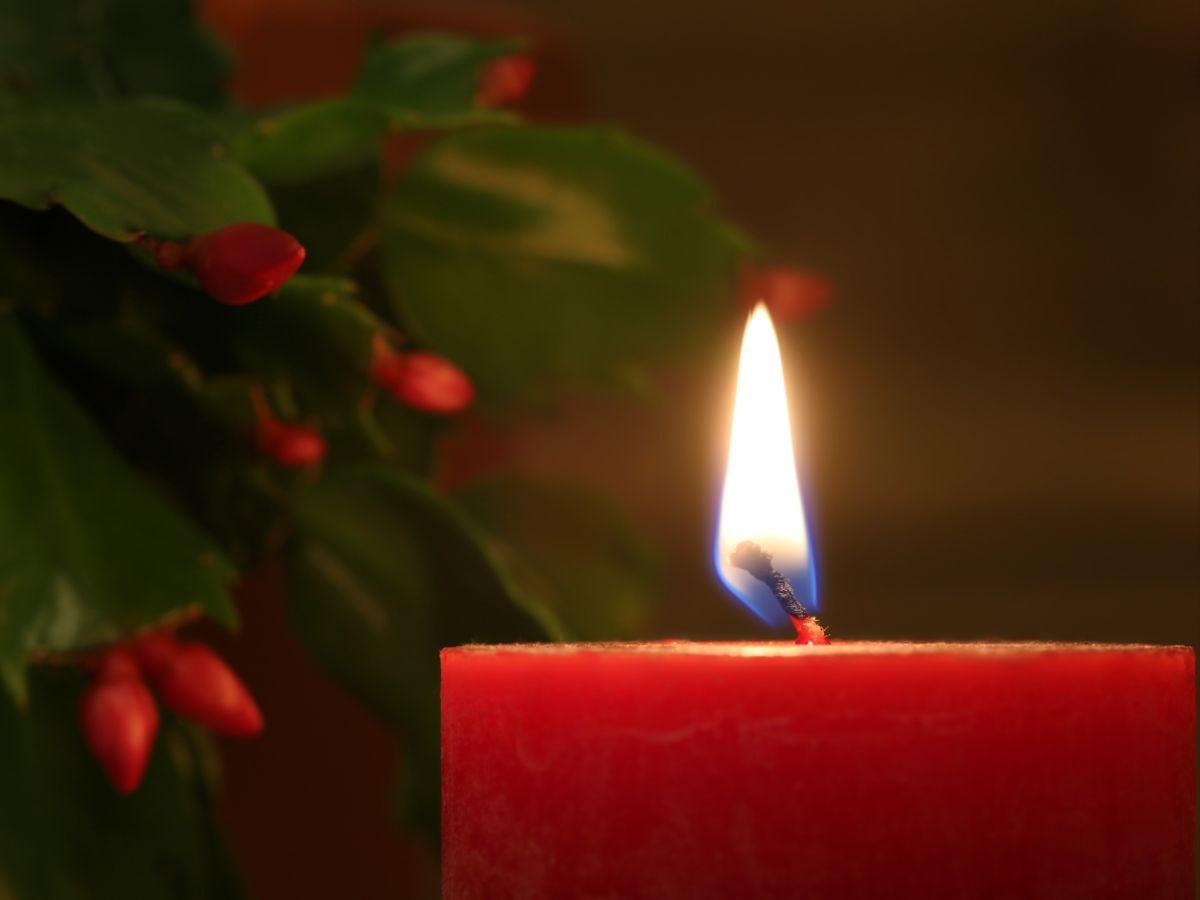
[154,240,185,270]
[371,338,475,415]
[79,649,159,794]
[257,418,327,467]
[184,223,305,306]
[741,266,831,323]
[369,336,405,386]
[139,237,186,270]
[153,642,263,737]
[477,55,535,107]
[250,387,326,468]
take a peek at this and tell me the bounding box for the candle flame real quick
[716,304,816,626]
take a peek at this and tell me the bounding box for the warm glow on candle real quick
[716,303,816,626]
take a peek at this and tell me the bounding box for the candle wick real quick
[729,540,809,618]
[729,540,829,644]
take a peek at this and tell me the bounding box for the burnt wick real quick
[729,540,829,645]
[729,540,810,619]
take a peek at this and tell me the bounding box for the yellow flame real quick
[716,304,811,617]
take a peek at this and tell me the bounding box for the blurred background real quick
[491,0,1200,646]
[199,0,1198,896]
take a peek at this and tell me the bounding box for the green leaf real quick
[352,32,520,120]
[0,317,236,700]
[286,465,556,724]
[268,162,380,271]
[457,476,656,639]
[231,100,389,186]
[0,666,243,900]
[231,33,515,185]
[0,0,231,108]
[231,275,382,392]
[286,465,555,831]
[0,98,274,241]
[379,126,742,407]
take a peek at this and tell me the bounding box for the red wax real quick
[442,642,1195,899]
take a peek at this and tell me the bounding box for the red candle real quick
[441,307,1195,896]
[442,641,1195,899]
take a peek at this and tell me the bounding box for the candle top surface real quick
[447,640,1191,658]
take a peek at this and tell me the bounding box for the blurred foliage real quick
[382,126,741,408]
[0,667,242,900]
[0,0,748,889]
[0,100,274,240]
[0,319,236,701]
[457,476,656,640]
[286,466,555,832]
[0,0,230,108]
[231,33,515,186]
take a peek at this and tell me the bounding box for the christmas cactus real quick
[0,0,818,893]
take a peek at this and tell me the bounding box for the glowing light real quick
[715,304,816,626]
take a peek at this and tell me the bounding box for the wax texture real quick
[442,642,1195,899]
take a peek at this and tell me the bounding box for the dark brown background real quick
[485,0,1199,647]
[203,0,1199,896]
